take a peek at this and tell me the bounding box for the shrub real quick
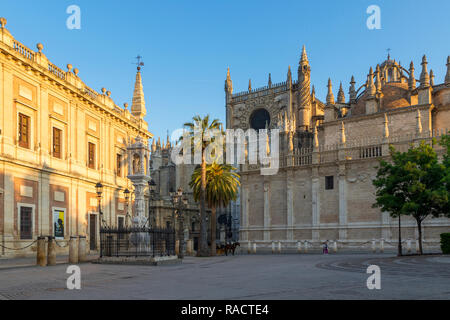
[441,233,450,254]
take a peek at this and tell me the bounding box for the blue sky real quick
[1,0,449,142]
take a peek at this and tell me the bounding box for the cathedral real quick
[226,46,450,251]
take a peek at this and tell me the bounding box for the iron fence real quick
[100,226,176,257]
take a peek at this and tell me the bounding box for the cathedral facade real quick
[226,46,450,251]
[0,18,152,257]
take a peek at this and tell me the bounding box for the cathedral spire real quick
[337,82,345,104]
[311,85,316,102]
[287,66,292,87]
[409,61,416,91]
[367,67,376,97]
[430,69,435,86]
[420,55,430,87]
[248,79,252,92]
[151,138,156,153]
[131,67,147,119]
[340,121,346,145]
[300,45,308,64]
[326,78,335,105]
[225,67,233,94]
[375,64,382,93]
[349,75,356,104]
[297,45,312,131]
[268,73,272,88]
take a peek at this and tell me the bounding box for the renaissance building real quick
[0,18,152,257]
[226,46,450,251]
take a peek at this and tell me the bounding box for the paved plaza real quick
[0,253,449,300]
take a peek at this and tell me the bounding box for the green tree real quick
[373,140,446,255]
[190,163,240,255]
[182,115,222,257]
[436,135,450,218]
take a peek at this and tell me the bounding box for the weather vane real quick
[133,55,145,71]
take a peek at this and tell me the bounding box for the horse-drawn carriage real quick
[216,242,240,256]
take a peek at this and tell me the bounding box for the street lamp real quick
[148,179,156,228]
[123,188,130,228]
[95,182,104,226]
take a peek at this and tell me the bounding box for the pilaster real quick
[286,171,294,240]
[263,180,270,241]
[311,167,319,240]
[338,164,347,240]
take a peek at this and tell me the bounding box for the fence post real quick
[304,242,308,253]
[47,236,56,266]
[69,236,79,264]
[36,236,46,266]
[297,241,302,253]
[271,241,275,254]
[333,241,338,253]
[78,236,86,262]
[278,241,282,254]
[252,242,257,254]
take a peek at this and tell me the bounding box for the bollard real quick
[36,236,46,266]
[407,239,412,253]
[271,241,275,254]
[252,242,257,254]
[304,242,308,253]
[278,241,282,254]
[47,236,56,266]
[415,240,420,254]
[380,239,384,253]
[297,241,302,253]
[69,236,79,264]
[78,236,86,262]
[333,241,338,253]
[247,241,251,254]
[371,240,376,253]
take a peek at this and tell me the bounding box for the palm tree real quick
[190,163,240,255]
[182,115,222,257]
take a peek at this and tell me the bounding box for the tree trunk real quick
[198,150,209,257]
[210,207,217,256]
[398,215,403,256]
[417,219,423,255]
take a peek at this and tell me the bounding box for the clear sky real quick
[1,0,449,142]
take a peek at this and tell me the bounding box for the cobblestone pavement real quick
[0,254,449,300]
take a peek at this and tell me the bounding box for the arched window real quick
[249,108,270,130]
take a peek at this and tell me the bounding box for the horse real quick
[225,242,240,256]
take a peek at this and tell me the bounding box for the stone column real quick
[263,181,270,241]
[338,164,347,240]
[286,173,294,241]
[69,236,78,264]
[78,236,86,262]
[36,236,46,266]
[311,167,320,241]
[47,237,56,266]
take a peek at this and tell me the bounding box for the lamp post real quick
[148,179,156,228]
[172,187,188,259]
[123,188,130,228]
[95,182,104,227]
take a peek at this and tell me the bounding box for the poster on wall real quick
[53,210,65,239]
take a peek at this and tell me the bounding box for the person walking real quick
[323,241,329,254]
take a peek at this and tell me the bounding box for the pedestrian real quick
[323,241,329,254]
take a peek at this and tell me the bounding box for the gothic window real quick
[53,127,62,159]
[18,113,30,149]
[249,108,270,130]
[88,142,96,169]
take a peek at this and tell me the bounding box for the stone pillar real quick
[297,241,302,253]
[272,241,275,254]
[371,240,376,253]
[277,241,282,253]
[186,239,192,255]
[247,241,251,254]
[380,239,384,253]
[286,174,294,241]
[263,181,270,241]
[36,236,46,267]
[78,236,86,262]
[69,236,78,264]
[333,241,338,253]
[311,168,320,241]
[338,165,347,240]
[47,237,56,266]
[252,242,257,254]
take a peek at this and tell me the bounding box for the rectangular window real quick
[53,209,65,239]
[20,206,32,240]
[88,142,96,169]
[18,113,30,149]
[325,176,334,190]
[116,154,122,177]
[53,127,62,159]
